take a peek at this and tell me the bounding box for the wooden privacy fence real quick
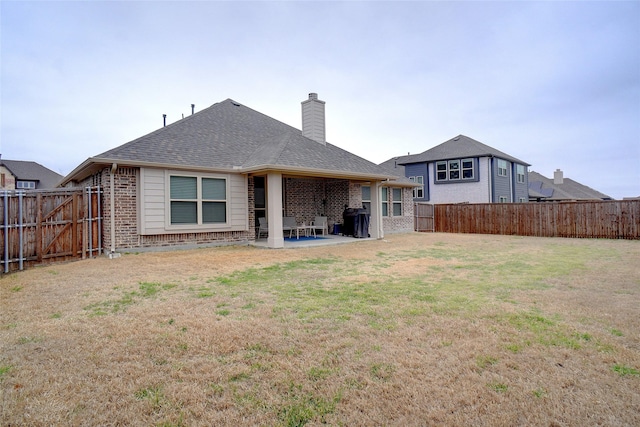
[429,200,639,239]
[1,187,103,274]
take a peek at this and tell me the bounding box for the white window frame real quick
[392,188,402,216]
[16,181,36,189]
[381,187,389,217]
[499,196,508,203]
[436,159,476,182]
[166,172,229,229]
[519,197,527,203]
[409,176,424,198]
[497,159,508,177]
[516,164,525,183]
[361,185,371,213]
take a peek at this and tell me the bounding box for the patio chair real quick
[257,217,268,239]
[282,216,297,238]
[311,216,328,236]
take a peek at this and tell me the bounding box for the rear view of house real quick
[60,94,416,253]
[381,135,530,204]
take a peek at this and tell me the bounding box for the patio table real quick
[295,225,316,239]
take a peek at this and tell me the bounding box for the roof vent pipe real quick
[163,114,167,127]
[191,104,195,115]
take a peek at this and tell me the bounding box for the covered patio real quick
[251,232,375,249]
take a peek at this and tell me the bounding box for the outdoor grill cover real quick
[343,208,370,238]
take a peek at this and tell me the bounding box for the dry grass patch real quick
[1,233,639,426]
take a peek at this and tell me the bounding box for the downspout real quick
[509,163,513,202]
[488,157,493,203]
[110,163,117,257]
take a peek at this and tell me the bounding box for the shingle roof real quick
[528,171,611,201]
[1,159,63,188]
[88,99,394,180]
[385,134,530,166]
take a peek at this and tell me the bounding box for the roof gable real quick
[391,134,530,166]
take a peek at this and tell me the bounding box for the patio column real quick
[266,172,284,248]
[369,180,384,239]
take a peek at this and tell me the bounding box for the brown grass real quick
[1,233,639,426]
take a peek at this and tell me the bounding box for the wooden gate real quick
[1,187,102,273]
[414,202,435,232]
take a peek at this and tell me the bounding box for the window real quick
[462,159,474,179]
[361,185,371,213]
[497,159,508,177]
[436,159,476,182]
[499,196,508,203]
[392,188,402,216]
[169,174,226,225]
[409,176,424,198]
[516,164,525,183]
[1,173,5,187]
[519,197,527,203]
[16,181,35,189]
[381,187,389,216]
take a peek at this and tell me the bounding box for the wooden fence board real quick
[429,200,640,239]
[1,187,103,273]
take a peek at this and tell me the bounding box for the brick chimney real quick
[301,93,326,145]
[553,169,564,185]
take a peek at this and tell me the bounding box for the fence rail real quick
[429,200,639,239]
[1,187,103,273]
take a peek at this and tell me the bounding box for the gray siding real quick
[513,164,529,202]
[404,163,429,201]
[139,167,248,235]
[492,158,512,202]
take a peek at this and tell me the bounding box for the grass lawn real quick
[1,233,639,426]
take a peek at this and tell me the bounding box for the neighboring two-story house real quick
[381,135,530,204]
[0,157,63,190]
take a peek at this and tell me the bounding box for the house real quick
[381,135,531,204]
[0,157,63,190]
[59,93,416,252]
[528,169,612,201]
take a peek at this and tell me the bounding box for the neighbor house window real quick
[499,196,508,203]
[381,187,389,216]
[16,181,35,189]
[361,185,371,213]
[516,164,525,183]
[392,188,402,216]
[170,175,227,225]
[436,159,476,182]
[409,176,424,198]
[519,197,527,203]
[497,159,508,177]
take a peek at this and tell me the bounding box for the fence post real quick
[96,186,102,255]
[3,191,8,273]
[18,191,24,271]
[87,187,93,258]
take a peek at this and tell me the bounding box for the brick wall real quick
[382,187,415,234]
[77,166,250,251]
[247,176,256,240]
[325,179,349,228]
[284,177,326,223]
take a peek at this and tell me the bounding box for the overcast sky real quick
[1,1,638,199]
